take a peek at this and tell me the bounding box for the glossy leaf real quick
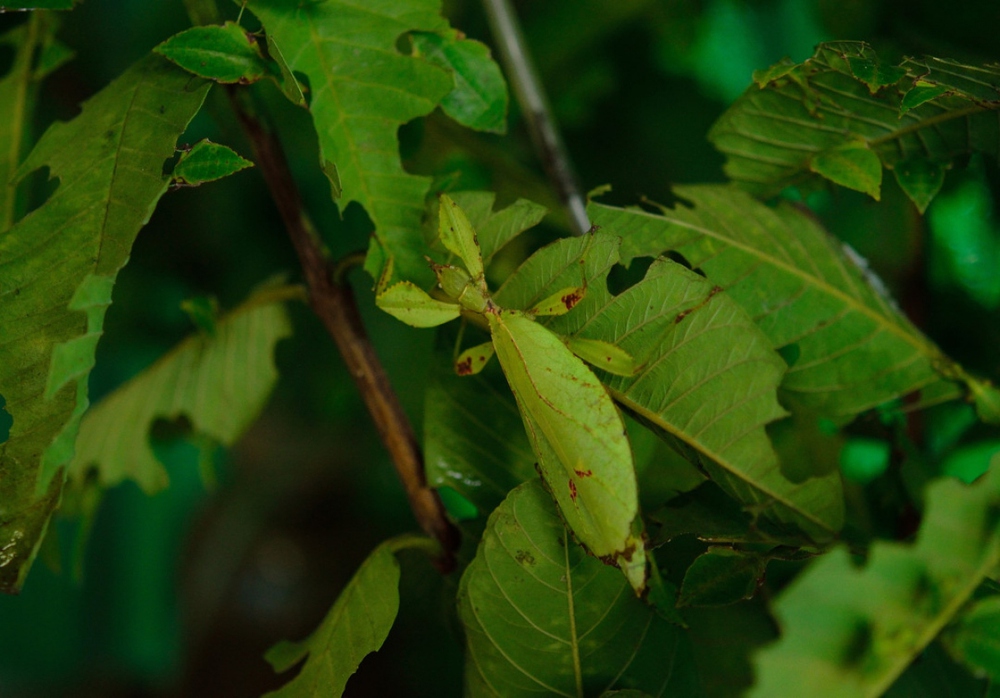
[678,548,768,607]
[265,535,428,697]
[375,281,460,328]
[0,14,69,229]
[589,186,998,424]
[489,310,646,591]
[751,459,1000,698]
[424,334,535,514]
[67,286,294,493]
[944,596,1000,680]
[0,54,209,592]
[458,480,701,697]
[245,0,453,286]
[171,139,253,187]
[497,232,843,542]
[155,22,273,84]
[711,41,1000,212]
[411,29,508,134]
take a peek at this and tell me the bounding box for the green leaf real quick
[454,340,494,376]
[439,192,485,279]
[808,140,882,200]
[711,41,1000,211]
[497,231,843,542]
[0,54,209,592]
[944,596,1000,680]
[565,337,637,377]
[67,285,294,493]
[376,280,460,328]
[411,30,508,134]
[245,0,454,285]
[171,139,253,187]
[265,534,427,697]
[424,333,536,514]
[1,0,74,8]
[489,309,646,591]
[892,158,947,214]
[0,14,69,230]
[750,458,1000,698]
[678,547,768,607]
[458,480,701,697]
[589,186,975,423]
[434,190,548,266]
[155,22,273,84]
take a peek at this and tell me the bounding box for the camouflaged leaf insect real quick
[564,337,639,377]
[376,281,460,328]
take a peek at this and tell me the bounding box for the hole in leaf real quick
[0,393,12,444]
[605,257,653,296]
[664,250,694,270]
[150,414,220,490]
[840,437,890,484]
[294,70,312,108]
[398,117,424,161]
[395,32,413,55]
[841,619,873,667]
[19,165,58,219]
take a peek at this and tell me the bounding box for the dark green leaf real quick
[678,547,768,607]
[750,459,1000,697]
[496,231,844,541]
[411,30,508,134]
[711,42,1000,211]
[892,158,947,214]
[155,22,273,84]
[589,187,991,423]
[459,480,702,697]
[0,0,74,8]
[0,54,209,592]
[245,0,454,286]
[945,596,1000,680]
[172,139,253,187]
[265,535,427,697]
[67,285,294,493]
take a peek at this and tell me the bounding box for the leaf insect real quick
[376,195,647,594]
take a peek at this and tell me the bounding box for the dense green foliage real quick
[1,1,999,696]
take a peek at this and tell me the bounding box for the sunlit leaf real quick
[750,458,1000,697]
[497,232,844,542]
[245,0,454,286]
[67,285,294,493]
[711,41,1000,212]
[411,29,508,134]
[589,186,991,423]
[265,534,430,697]
[458,480,701,697]
[0,54,209,592]
[171,139,252,187]
[155,22,273,84]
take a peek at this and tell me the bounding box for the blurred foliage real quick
[0,0,998,696]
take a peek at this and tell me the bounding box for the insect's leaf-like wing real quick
[459,480,701,697]
[439,191,548,265]
[438,193,485,279]
[0,54,209,592]
[488,310,646,591]
[376,281,461,328]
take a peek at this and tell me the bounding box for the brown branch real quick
[225,86,459,572]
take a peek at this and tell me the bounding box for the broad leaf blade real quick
[411,29,508,134]
[678,547,768,607]
[245,0,453,286]
[432,190,547,266]
[459,480,701,697]
[155,22,273,84]
[750,459,1000,698]
[589,186,990,423]
[497,232,843,542]
[711,41,1000,212]
[265,535,419,697]
[171,139,252,187]
[0,54,209,592]
[68,287,293,493]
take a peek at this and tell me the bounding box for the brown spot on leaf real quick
[574,469,593,478]
[515,550,535,566]
[568,479,578,501]
[455,357,473,375]
[561,291,583,310]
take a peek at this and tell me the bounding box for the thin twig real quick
[482,0,590,235]
[225,86,459,571]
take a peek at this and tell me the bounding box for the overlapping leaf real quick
[0,55,209,592]
[430,190,547,266]
[245,0,505,286]
[458,480,701,697]
[589,186,1000,424]
[68,286,294,493]
[751,459,1000,698]
[265,535,429,697]
[0,14,71,229]
[711,41,1000,212]
[495,231,843,542]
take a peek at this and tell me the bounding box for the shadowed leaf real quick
[171,139,252,187]
[155,22,273,84]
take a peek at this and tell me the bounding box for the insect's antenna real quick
[452,318,468,362]
[237,1,248,24]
